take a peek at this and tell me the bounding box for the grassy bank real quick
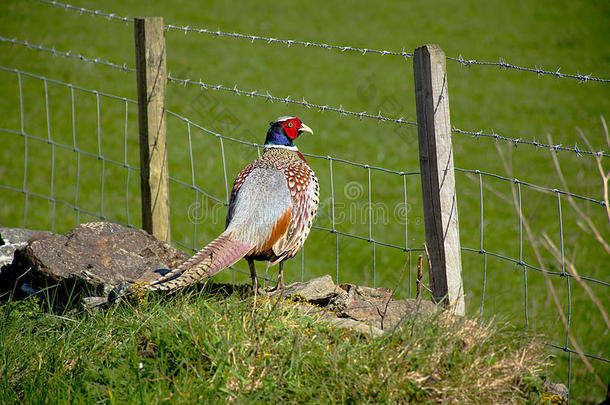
[0,288,551,404]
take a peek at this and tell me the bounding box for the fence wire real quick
[166,74,418,127]
[455,162,610,399]
[0,67,139,231]
[37,0,610,84]
[164,108,424,290]
[0,36,135,73]
[0,65,423,291]
[4,34,609,159]
[172,82,606,405]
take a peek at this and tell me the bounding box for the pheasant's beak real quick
[298,123,314,135]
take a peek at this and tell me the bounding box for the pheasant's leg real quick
[248,259,258,293]
[277,261,285,290]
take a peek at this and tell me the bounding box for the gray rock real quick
[0,222,188,302]
[340,297,437,331]
[277,274,437,335]
[543,379,569,402]
[276,275,342,303]
[289,302,384,337]
[326,317,384,337]
[339,283,393,300]
[0,244,20,268]
[325,290,353,313]
[0,227,54,245]
[0,228,53,269]
[82,296,108,309]
[1,223,439,339]
[328,283,394,313]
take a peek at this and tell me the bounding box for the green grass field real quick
[1,0,609,401]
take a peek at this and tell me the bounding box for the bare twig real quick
[542,121,610,329]
[464,172,511,203]
[416,255,424,299]
[546,132,610,254]
[496,143,605,389]
[420,244,433,295]
[577,116,610,220]
[379,258,408,330]
[541,232,610,329]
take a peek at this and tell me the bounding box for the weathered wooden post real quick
[134,17,171,242]
[413,44,465,315]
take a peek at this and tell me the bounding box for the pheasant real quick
[147,116,319,292]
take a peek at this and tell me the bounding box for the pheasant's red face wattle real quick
[280,118,302,140]
[265,116,313,147]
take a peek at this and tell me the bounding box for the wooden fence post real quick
[135,17,171,242]
[413,44,465,315]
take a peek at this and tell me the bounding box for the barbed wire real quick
[166,74,417,126]
[453,127,610,159]
[4,34,608,159]
[166,110,418,176]
[455,168,606,207]
[36,0,610,83]
[165,25,413,58]
[36,0,133,23]
[0,35,415,127]
[37,0,410,57]
[446,55,607,83]
[0,66,137,104]
[167,74,610,158]
[0,36,135,73]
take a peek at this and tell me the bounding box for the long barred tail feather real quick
[145,233,251,291]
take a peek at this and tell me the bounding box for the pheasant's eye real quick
[286,122,295,128]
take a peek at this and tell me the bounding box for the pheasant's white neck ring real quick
[264,145,299,151]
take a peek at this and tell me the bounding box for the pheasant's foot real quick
[251,278,259,293]
[270,262,285,293]
[267,283,286,297]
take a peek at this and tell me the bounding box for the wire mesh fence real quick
[1,1,609,402]
[0,67,140,231]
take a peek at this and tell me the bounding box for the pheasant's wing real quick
[226,162,256,229]
[225,166,293,253]
[146,165,292,291]
[270,165,319,264]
